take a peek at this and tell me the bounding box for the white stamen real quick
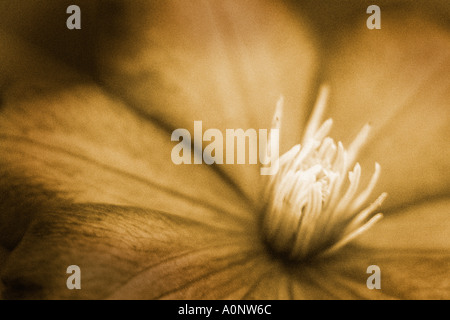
[302,84,330,144]
[318,213,383,258]
[263,87,386,261]
[346,123,371,170]
[349,163,381,213]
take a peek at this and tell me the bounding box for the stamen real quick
[262,86,386,261]
[349,163,381,213]
[346,123,371,170]
[302,84,330,144]
[318,213,383,258]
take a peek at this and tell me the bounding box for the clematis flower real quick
[0,1,449,300]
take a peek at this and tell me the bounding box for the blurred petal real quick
[295,246,450,300]
[1,204,260,299]
[0,31,274,300]
[240,266,293,299]
[356,198,450,250]
[0,245,8,271]
[322,10,450,210]
[107,242,270,300]
[95,0,318,202]
[0,29,254,240]
[241,198,450,300]
[285,198,450,300]
[294,0,450,42]
[0,0,100,73]
[0,246,6,299]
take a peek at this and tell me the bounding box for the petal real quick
[241,255,392,299]
[0,0,100,73]
[285,198,450,300]
[1,204,261,299]
[95,0,319,202]
[0,246,6,299]
[241,198,450,300]
[107,242,270,300]
[0,29,254,245]
[293,246,450,300]
[356,198,450,250]
[0,30,266,300]
[240,266,292,300]
[322,10,450,210]
[0,14,268,301]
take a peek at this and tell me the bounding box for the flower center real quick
[261,85,387,261]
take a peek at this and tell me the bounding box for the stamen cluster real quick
[263,86,386,261]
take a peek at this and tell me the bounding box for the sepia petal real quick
[242,198,450,300]
[285,198,450,300]
[291,245,450,300]
[1,204,260,299]
[356,198,450,250]
[0,29,254,228]
[322,10,450,210]
[95,0,319,203]
[0,6,268,301]
[0,0,100,74]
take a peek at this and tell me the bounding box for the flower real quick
[262,87,387,262]
[0,1,449,299]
